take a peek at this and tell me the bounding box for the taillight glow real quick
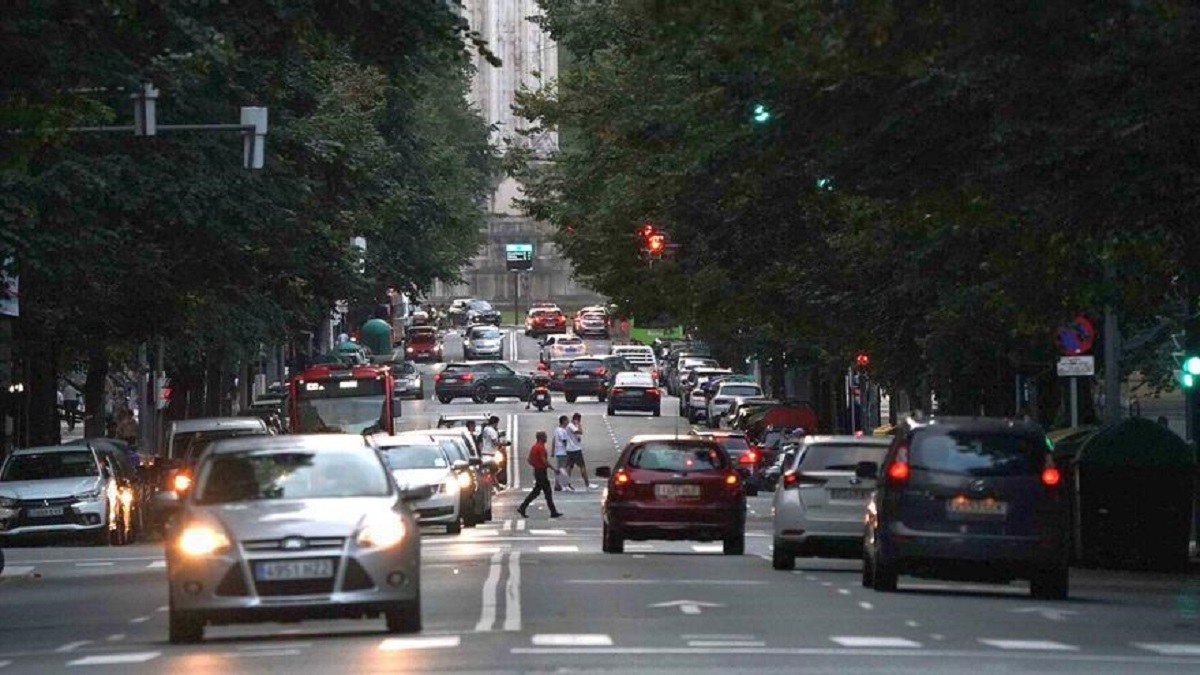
[434,373,442,382]
[611,387,624,395]
[1041,467,1061,486]
[646,388,661,398]
[782,470,798,488]
[460,372,474,381]
[724,473,739,486]
[886,462,910,481]
[172,472,193,493]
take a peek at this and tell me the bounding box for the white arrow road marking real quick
[1011,607,1079,621]
[649,600,725,615]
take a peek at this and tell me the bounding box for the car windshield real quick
[195,449,390,503]
[550,360,572,373]
[392,362,417,376]
[1,451,98,481]
[294,396,387,434]
[795,443,888,471]
[910,431,1043,477]
[409,332,436,343]
[471,327,501,339]
[436,439,469,462]
[438,417,486,429]
[382,443,449,470]
[720,385,762,397]
[469,300,493,311]
[626,443,727,472]
[174,429,269,464]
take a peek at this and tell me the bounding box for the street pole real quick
[1069,377,1079,428]
[513,271,519,328]
[1103,305,1121,422]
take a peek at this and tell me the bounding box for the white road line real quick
[516,520,526,531]
[0,566,35,578]
[156,606,169,613]
[837,589,851,595]
[0,660,10,668]
[55,641,92,653]
[682,634,759,640]
[831,637,922,648]
[858,602,874,610]
[538,545,579,553]
[566,579,768,585]
[905,620,920,628]
[687,640,767,648]
[474,551,505,632]
[234,649,302,658]
[980,640,1078,651]
[503,552,521,632]
[379,636,461,651]
[106,634,126,642]
[625,544,654,551]
[129,616,150,624]
[632,554,645,558]
[691,544,723,553]
[468,529,500,537]
[512,413,520,489]
[67,652,160,666]
[1134,643,1200,656]
[75,562,114,567]
[528,529,565,535]
[532,634,613,647]
[146,560,167,569]
[502,519,513,532]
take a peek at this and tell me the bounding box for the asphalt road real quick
[4,327,1200,673]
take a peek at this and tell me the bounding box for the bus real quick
[288,363,399,435]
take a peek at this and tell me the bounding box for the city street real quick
[2,329,1199,674]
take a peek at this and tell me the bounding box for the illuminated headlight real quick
[177,524,231,557]
[75,487,104,502]
[440,477,461,495]
[455,472,473,489]
[357,514,408,549]
[494,450,505,466]
[405,347,414,353]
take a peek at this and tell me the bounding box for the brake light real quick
[615,471,630,485]
[1041,456,1061,487]
[435,373,442,382]
[460,372,474,381]
[594,368,607,376]
[782,470,825,489]
[782,470,799,489]
[172,472,193,493]
[724,473,739,486]
[646,388,661,398]
[611,387,624,395]
[886,444,910,483]
[739,450,758,465]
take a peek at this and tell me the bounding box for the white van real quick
[611,345,657,373]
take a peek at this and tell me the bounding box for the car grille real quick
[242,537,346,552]
[255,578,337,596]
[12,496,86,527]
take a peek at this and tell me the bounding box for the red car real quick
[598,434,747,555]
[404,327,443,362]
[526,309,567,337]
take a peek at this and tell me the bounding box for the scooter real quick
[529,374,553,412]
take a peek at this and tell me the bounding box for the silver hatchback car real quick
[771,435,890,570]
[165,434,421,643]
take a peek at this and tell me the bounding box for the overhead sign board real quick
[1057,355,1095,377]
[505,242,534,271]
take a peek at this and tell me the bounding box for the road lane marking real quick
[157,606,169,613]
[233,649,302,658]
[474,551,504,632]
[516,520,526,531]
[511,646,1200,663]
[106,634,125,642]
[858,602,874,610]
[75,562,114,567]
[625,544,654,551]
[502,520,513,532]
[1135,643,1200,655]
[687,640,767,648]
[503,552,521,632]
[67,652,160,666]
[538,545,579,553]
[980,640,1077,651]
[683,634,758,640]
[129,616,150,624]
[55,641,92,653]
[0,660,10,668]
[831,637,921,648]
[691,544,723,553]
[566,579,767,585]
[512,414,520,489]
[529,529,565,535]
[905,620,920,628]
[0,566,35,578]
[532,634,613,647]
[837,589,851,595]
[146,560,167,569]
[379,636,461,651]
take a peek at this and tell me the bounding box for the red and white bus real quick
[288,363,399,435]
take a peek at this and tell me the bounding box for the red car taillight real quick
[1041,455,1061,487]
[885,444,910,484]
[611,469,632,497]
[646,388,661,398]
[739,450,758,465]
[723,471,741,495]
[594,368,607,376]
[781,470,826,489]
[611,387,624,395]
[434,373,442,382]
[460,372,474,381]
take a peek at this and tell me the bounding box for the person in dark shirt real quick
[518,431,562,519]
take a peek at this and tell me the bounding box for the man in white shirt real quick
[565,413,596,490]
[480,416,508,485]
[552,414,573,491]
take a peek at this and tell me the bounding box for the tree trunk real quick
[83,344,109,438]
[19,324,59,446]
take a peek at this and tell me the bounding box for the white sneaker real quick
[586,483,598,490]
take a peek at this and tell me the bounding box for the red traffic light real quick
[855,352,870,368]
[647,234,665,253]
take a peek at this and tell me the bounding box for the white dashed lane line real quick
[379,636,462,651]
[67,652,160,666]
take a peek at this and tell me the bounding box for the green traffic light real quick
[751,103,771,123]
[1184,372,1196,389]
[1185,355,1200,376]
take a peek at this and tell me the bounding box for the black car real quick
[561,356,618,402]
[465,299,502,326]
[606,371,662,416]
[434,362,533,404]
[862,416,1069,599]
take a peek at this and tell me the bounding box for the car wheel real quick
[484,508,493,522]
[723,532,745,556]
[653,406,661,417]
[384,596,422,634]
[446,519,462,535]
[772,541,795,570]
[437,394,453,404]
[564,393,577,403]
[168,606,204,644]
[607,406,615,416]
[871,553,898,592]
[1030,566,1069,600]
[472,385,489,404]
[598,392,607,403]
[602,524,624,554]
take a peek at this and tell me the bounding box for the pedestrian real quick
[565,412,596,490]
[62,381,81,432]
[465,420,481,448]
[552,414,572,491]
[518,431,562,519]
[114,403,138,446]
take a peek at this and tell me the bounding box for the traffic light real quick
[647,234,665,256]
[855,352,870,369]
[751,103,771,123]
[1182,355,1200,389]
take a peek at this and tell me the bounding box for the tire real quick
[168,606,204,644]
[598,392,608,403]
[437,394,453,404]
[484,508,493,522]
[653,406,661,417]
[870,553,898,592]
[772,541,795,570]
[607,406,615,416]
[472,385,489,404]
[1030,566,1069,600]
[602,524,624,554]
[446,520,462,535]
[861,549,875,588]
[565,393,577,404]
[384,596,422,634]
[723,532,745,556]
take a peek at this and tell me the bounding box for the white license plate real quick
[442,377,458,382]
[829,488,872,501]
[655,484,701,499]
[574,374,591,379]
[254,559,335,581]
[947,497,1008,517]
[26,506,64,518]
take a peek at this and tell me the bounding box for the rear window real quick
[719,385,762,397]
[442,364,471,374]
[557,337,583,346]
[714,436,750,456]
[383,443,449,470]
[909,431,1044,477]
[470,327,501,339]
[570,359,605,370]
[796,443,888,471]
[626,442,727,472]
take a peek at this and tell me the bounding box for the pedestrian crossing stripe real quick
[66,652,160,666]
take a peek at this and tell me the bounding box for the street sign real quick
[505,242,534,271]
[1057,355,1095,377]
[1056,315,1095,355]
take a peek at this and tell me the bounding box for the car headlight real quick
[441,477,461,495]
[75,487,104,501]
[356,514,407,549]
[455,471,473,489]
[0,496,17,508]
[177,523,231,557]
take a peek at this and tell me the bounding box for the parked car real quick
[862,416,1070,599]
[463,324,504,360]
[391,360,424,400]
[0,443,138,545]
[679,367,732,417]
[465,299,502,326]
[425,428,494,523]
[540,334,587,362]
[705,379,765,428]
[403,326,443,363]
[65,437,155,535]
[598,435,746,555]
[771,435,891,569]
[165,434,422,643]
[374,432,468,535]
[434,362,533,404]
[606,371,662,416]
[526,308,567,337]
[560,356,612,403]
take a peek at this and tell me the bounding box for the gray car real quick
[771,436,891,570]
[463,325,504,360]
[165,434,421,643]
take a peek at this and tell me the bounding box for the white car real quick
[771,435,891,570]
[680,367,733,418]
[541,334,586,362]
[610,345,657,376]
[705,380,765,428]
[375,433,469,535]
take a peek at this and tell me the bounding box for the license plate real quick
[655,484,700,499]
[574,374,591,379]
[829,488,871,501]
[254,559,335,581]
[946,496,1008,518]
[26,506,64,518]
[442,377,458,383]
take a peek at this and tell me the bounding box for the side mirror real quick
[855,461,879,480]
[595,466,612,479]
[451,459,469,473]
